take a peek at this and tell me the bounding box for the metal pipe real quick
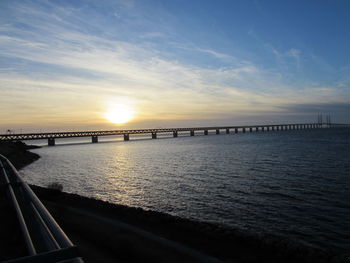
[1,155,74,248]
[0,159,36,255]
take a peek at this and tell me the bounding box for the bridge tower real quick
[48,138,55,146]
[92,135,98,143]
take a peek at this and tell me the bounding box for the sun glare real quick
[105,106,134,124]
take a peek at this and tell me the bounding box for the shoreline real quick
[1,141,348,262]
[31,185,345,263]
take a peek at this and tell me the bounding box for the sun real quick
[105,106,134,124]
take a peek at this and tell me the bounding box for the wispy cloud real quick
[265,44,302,72]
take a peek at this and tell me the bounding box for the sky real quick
[0,0,350,132]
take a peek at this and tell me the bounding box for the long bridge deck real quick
[0,123,347,146]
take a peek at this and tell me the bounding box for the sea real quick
[20,127,350,255]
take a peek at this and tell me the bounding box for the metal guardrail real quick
[0,154,83,263]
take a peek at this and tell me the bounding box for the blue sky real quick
[0,0,349,131]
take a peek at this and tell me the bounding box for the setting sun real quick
[105,106,134,124]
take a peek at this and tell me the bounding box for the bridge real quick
[0,123,347,146]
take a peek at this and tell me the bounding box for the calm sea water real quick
[21,128,350,254]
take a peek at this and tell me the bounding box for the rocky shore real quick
[32,185,347,263]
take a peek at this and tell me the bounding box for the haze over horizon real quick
[1,0,350,132]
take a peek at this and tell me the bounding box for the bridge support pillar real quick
[124,134,129,141]
[190,130,195,136]
[262,127,265,132]
[204,130,208,135]
[249,127,252,132]
[235,128,238,133]
[226,128,229,134]
[173,131,178,137]
[216,129,220,134]
[272,126,275,131]
[92,135,98,143]
[152,133,157,139]
[48,138,55,146]
[256,127,259,132]
[276,126,280,131]
[243,128,246,133]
